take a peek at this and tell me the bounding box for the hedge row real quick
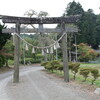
[20,58,41,64]
[41,61,100,85]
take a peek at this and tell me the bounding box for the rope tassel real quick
[13,33,15,45]
[25,43,29,51]
[42,49,45,55]
[32,47,35,53]
[50,47,53,54]
[46,49,49,53]
[54,45,56,50]
[56,42,60,48]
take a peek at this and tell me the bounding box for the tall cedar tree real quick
[77,9,97,48]
[95,14,100,48]
[64,1,97,48]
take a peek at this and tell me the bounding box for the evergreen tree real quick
[95,14,100,48]
[64,1,84,16]
[77,9,97,48]
[0,24,11,50]
[63,1,97,48]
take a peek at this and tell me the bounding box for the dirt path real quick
[0,65,100,100]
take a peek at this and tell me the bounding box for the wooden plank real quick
[13,22,20,83]
[61,22,69,82]
[2,27,78,33]
[2,15,81,24]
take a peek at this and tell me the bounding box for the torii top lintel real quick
[1,15,81,24]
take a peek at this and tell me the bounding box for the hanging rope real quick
[14,32,66,49]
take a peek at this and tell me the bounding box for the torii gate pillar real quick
[61,22,69,82]
[13,22,20,83]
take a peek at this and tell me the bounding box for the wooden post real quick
[61,22,69,82]
[13,22,20,83]
[75,35,78,62]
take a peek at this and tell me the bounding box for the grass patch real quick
[80,63,100,70]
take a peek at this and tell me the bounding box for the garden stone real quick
[94,88,100,95]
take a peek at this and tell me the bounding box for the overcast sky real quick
[0,0,100,17]
[0,0,100,28]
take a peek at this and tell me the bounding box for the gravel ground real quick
[0,65,100,100]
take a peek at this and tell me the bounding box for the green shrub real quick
[80,68,91,81]
[41,61,49,66]
[42,60,61,72]
[56,64,63,72]
[90,68,100,85]
[50,60,61,70]
[36,54,44,60]
[8,60,14,65]
[45,62,54,71]
[21,58,42,64]
[32,59,41,63]
[68,62,80,80]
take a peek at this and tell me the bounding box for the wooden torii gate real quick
[0,15,80,83]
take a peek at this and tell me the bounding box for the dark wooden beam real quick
[1,15,81,24]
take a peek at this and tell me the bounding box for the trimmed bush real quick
[41,61,49,69]
[68,62,80,80]
[41,61,48,66]
[90,68,100,85]
[50,60,61,70]
[80,68,91,81]
[42,60,61,72]
[56,64,63,72]
[45,62,54,71]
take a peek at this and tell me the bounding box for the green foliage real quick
[90,68,100,85]
[80,68,91,81]
[77,10,97,48]
[0,57,3,68]
[68,62,80,80]
[63,1,100,49]
[8,60,14,65]
[45,62,54,71]
[79,67,100,84]
[50,60,61,69]
[42,60,62,72]
[36,54,44,60]
[56,64,63,71]
[3,39,14,53]
[0,55,6,68]
[0,24,11,50]
[95,14,100,48]
[41,61,49,66]
[21,58,42,64]
[64,1,84,16]
[78,43,98,62]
